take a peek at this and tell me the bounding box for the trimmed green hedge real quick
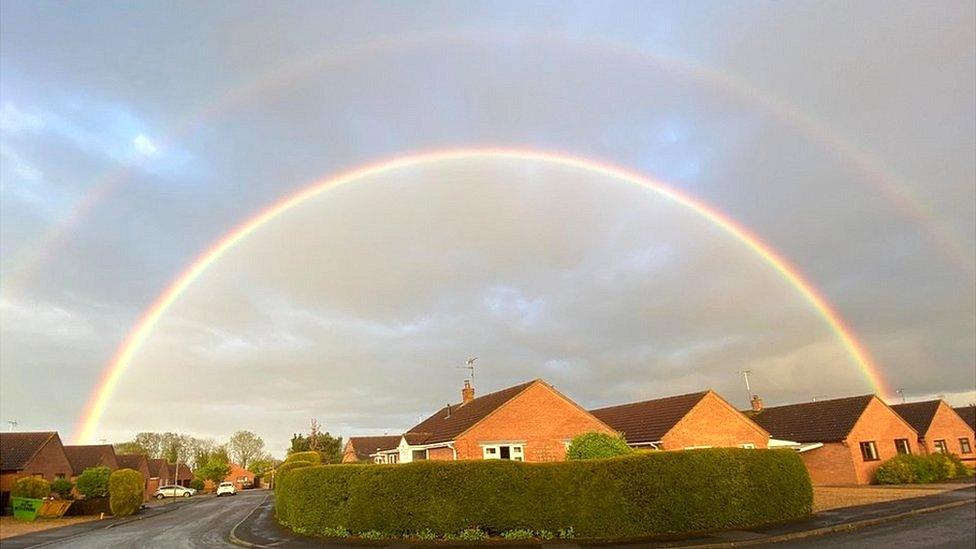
[109,469,144,517]
[876,453,970,484]
[285,451,322,464]
[566,432,634,460]
[276,449,812,539]
[274,459,315,522]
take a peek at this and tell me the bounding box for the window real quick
[933,439,948,454]
[959,438,972,454]
[738,443,756,449]
[894,439,911,455]
[482,444,524,461]
[55,473,66,480]
[859,441,879,461]
[411,449,428,461]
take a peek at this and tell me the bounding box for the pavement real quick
[0,484,972,548]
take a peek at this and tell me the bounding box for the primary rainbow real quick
[73,147,889,443]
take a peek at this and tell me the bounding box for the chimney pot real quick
[750,394,763,412]
[461,379,475,404]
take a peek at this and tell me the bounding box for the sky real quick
[1,1,974,456]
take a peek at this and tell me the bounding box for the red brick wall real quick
[427,447,455,461]
[920,402,976,463]
[844,397,919,484]
[661,392,770,450]
[341,442,359,463]
[800,442,858,485]
[0,435,73,494]
[454,382,615,462]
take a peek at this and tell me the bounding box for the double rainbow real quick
[74,148,888,443]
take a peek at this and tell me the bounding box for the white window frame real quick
[481,443,525,461]
[738,443,756,449]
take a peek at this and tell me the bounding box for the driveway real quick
[1,490,266,549]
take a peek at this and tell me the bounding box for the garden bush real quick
[273,459,315,522]
[75,466,111,498]
[189,478,205,491]
[876,453,970,484]
[284,451,322,464]
[12,476,50,499]
[109,469,144,517]
[51,478,74,500]
[566,432,634,460]
[276,448,812,539]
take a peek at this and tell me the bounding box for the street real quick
[2,491,267,549]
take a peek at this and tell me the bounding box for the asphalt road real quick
[771,502,976,548]
[4,490,267,549]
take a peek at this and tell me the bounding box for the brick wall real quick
[844,397,919,484]
[800,442,858,485]
[427,447,455,461]
[0,436,73,494]
[920,402,976,463]
[454,382,615,462]
[661,392,770,450]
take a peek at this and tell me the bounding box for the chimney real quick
[461,379,475,405]
[750,394,764,412]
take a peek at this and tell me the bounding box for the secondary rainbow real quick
[73,147,889,443]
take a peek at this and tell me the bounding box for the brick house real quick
[147,458,168,493]
[379,379,616,463]
[589,390,770,450]
[117,454,152,500]
[891,400,975,464]
[167,463,193,487]
[750,394,918,485]
[63,444,120,480]
[955,406,975,431]
[0,432,72,513]
[342,436,402,463]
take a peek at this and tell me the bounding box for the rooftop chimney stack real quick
[462,379,475,405]
[750,394,764,412]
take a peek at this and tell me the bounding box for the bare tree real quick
[227,430,264,469]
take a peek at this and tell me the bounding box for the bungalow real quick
[955,405,975,431]
[750,394,918,485]
[147,458,168,493]
[379,379,616,463]
[589,390,770,450]
[167,463,193,488]
[117,454,152,500]
[63,444,119,480]
[0,432,73,513]
[342,436,402,463]
[891,400,975,464]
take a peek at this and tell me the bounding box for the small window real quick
[482,444,524,461]
[933,439,948,454]
[412,449,428,461]
[959,438,972,454]
[894,439,911,455]
[739,443,756,449]
[55,473,66,480]
[859,441,879,461]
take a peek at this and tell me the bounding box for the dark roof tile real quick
[347,436,402,460]
[589,392,709,444]
[954,405,976,431]
[749,394,874,443]
[117,454,148,471]
[0,432,59,471]
[63,445,118,476]
[405,380,537,445]
[890,400,942,435]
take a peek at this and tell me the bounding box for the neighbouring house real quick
[342,436,402,463]
[167,463,193,488]
[377,379,616,463]
[204,462,256,491]
[955,405,976,431]
[0,432,73,513]
[117,454,152,500]
[147,458,168,494]
[589,390,770,450]
[891,400,975,464]
[63,444,120,481]
[750,394,919,485]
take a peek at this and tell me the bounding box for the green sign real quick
[11,497,43,521]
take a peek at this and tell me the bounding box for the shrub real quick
[538,530,555,540]
[320,526,350,538]
[276,449,812,539]
[876,453,971,484]
[285,451,322,464]
[502,529,535,540]
[413,529,436,541]
[12,476,50,499]
[51,478,74,500]
[75,466,111,498]
[457,528,488,541]
[358,530,387,540]
[189,478,205,491]
[109,469,144,517]
[566,432,634,460]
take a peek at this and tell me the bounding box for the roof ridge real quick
[589,390,710,412]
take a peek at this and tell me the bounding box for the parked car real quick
[216,482,237,496]
[154,485,197,499]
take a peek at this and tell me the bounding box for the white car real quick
[153,485,197,499]
[216,482,237,496]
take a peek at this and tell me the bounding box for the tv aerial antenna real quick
[457,356,478,380]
